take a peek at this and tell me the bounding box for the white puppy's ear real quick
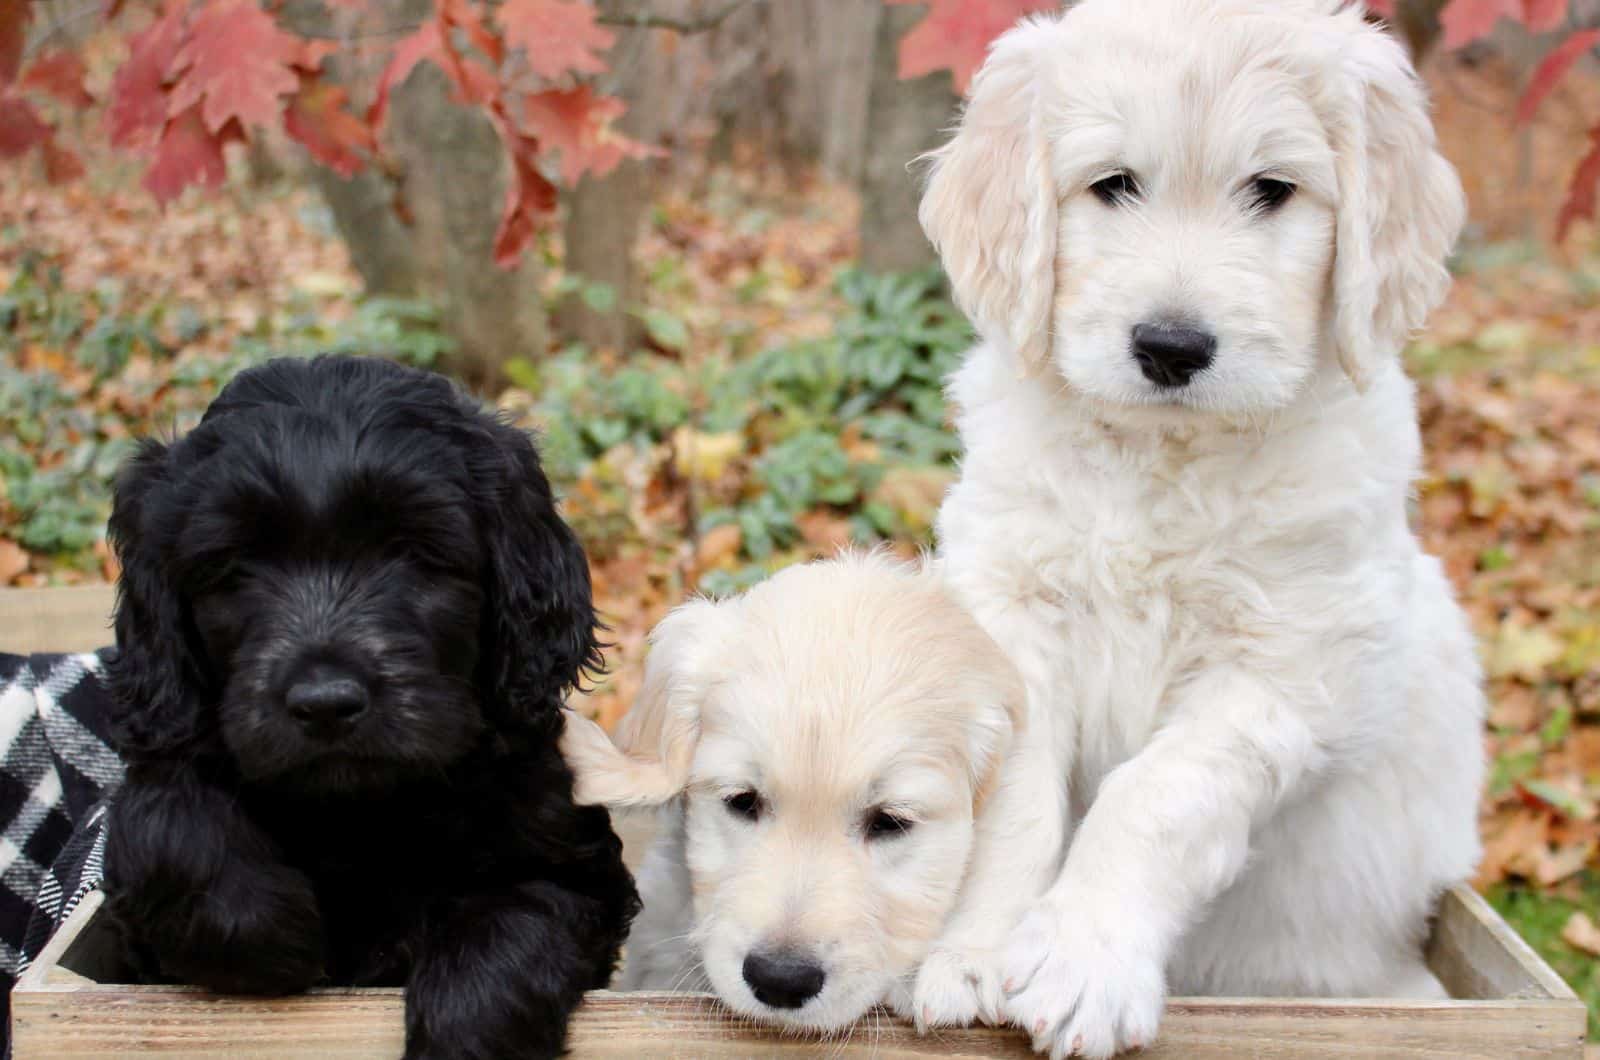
[560,598,727,807]
[919,18,1059,372]
[1327,18,1465,390]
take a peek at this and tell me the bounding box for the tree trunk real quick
[308,164,420,297]
[858,3,958,273]
[556,5,684,354]
[388,62,546,391]
[1387,0,1448,60]
[283,0,543,392]
[816,0,884,183]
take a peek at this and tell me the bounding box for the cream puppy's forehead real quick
[682,554,1018,807]
[693,677,974,813]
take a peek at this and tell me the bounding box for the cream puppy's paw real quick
[1002,897,1164,1059]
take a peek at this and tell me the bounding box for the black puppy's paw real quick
[154,859,326,995]
[404,966,574,1060]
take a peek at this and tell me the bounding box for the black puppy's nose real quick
[285,667,369,730]
[742,947,825,1009]
[1131,321,1216,387]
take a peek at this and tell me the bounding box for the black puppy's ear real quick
[105,439,210,757]
[477,422,601,719]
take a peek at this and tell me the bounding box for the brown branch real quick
[296,0,765,45]
[594,0,762,34]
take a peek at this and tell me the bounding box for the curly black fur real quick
[101,355,638,1059]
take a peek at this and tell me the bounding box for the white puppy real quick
[911,2,1486,1057]
[560,553,1023,1033]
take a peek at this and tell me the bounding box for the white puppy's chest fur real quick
[944,346,1421,804]
[936,339,1482,1003]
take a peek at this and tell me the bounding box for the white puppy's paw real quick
[911,945,1006,1030]
[1002,899,1164,1058]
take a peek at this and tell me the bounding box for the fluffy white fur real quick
[560,553,1024,1033]
[913,2,1485,1057]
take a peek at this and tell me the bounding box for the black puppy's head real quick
[107,355,598,793]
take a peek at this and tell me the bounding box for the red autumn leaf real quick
[447,56,501,106]
[284,73,372,178]
[1440,0,1520,49]
[368,21,443,130]
[1556,122,1600,241]
[496,0,614,82]
[492,140,563,267]
[441,0,504,68]
[0,0,30,86]
[433,6,501,107]
[107,7,186,152]
[166,0,300,134]
[518,85,651,184]
[1522,0,1570,32]
[889,0,1056,93]
[20,50,93,108]
[292,39,338,75]
[143,104,238,203]
[0,94,48,157]
[492,133,559,266]
[42,137,83,181]
[1517,29,1600,125]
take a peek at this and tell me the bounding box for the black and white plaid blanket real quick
[0,651,123,1047]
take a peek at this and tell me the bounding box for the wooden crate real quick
[10,882,1586,1058]
[3,587,1589,1057]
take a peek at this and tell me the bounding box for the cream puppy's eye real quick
[864,808,914,840]
[1249,176,1296,212]
[1089,171,1140,205]
[722,790,764,821]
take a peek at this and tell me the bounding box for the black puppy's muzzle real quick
[285,661,370,738]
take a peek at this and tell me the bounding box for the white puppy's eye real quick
[723,790,764,822]
[864,808,914,841]
[1089,171,1140,206]
[1248,176,1296,212]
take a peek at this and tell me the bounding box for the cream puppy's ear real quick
[1325,15,1465,390]
[918,16,1061,373]
[560,598,729,807]
[964,640,1028,810]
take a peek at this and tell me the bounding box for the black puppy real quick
[102,355,637,1059]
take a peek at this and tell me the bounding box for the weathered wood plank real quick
[14,893,1587,1060]
[12,988,1586,1059]
[0,585,116,655]
[1430,883,1579,1002]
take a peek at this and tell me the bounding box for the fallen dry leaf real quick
[0,539,29,585]
[694,523,742,571]
[1562,911,1600,957]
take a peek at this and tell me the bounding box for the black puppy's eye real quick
[723,790,764,822]
[864,808,914,840]
[1249,177,1296,212]
[1090,171,1139,205]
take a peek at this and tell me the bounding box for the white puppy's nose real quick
[742,947,826,1009]
[1131,322,1216,387]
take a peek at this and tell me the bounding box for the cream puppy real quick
[560,553,1023,1034]
[910,2,1486,1057]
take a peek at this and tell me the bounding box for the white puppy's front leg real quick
[905,733,1068,1029]
[1003,668,1327,1059]
[905,596,1073,1032]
